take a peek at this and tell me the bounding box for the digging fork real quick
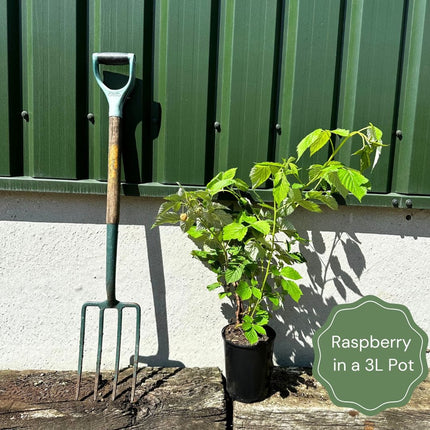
[76,53,141,402]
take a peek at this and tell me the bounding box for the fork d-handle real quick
[106,116,121,307]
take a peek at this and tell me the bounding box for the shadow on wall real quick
[130,225,184,367]
[271,229,366,367]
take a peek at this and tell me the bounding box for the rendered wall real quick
[0,191,429,371]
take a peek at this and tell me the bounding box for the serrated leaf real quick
[281,279,303,302]
[281,266,302,280]
[225,265,244,284]
[208,178,235,194]
[306,191,338,210]
[298,199,322,212]
[250,220,271,235]
[297,128,323,160]
[337,168,368,201]
[244,327,259,345]
[234,178,250,191]
[310,130,331,156]
[326,171,350,198]
[331,128,350,137]
[253,325,266,335]
[250,164,272,188]
[153,210,180,226]
[222,168,237,180]
[236,280,252,300]
[223,222,248,241]
[207,282,221,291]
[187,226,204,238]
[252,286,262,300]
[273,170,290,204]
[239,213,257,224]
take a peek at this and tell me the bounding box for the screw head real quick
[405,199,413,208]
[392,199,399,208]
[395,130,403,140]
[87,113,95,123]
[214,121,221,132]
[21,111,29,121]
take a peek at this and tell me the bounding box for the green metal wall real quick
[1,0,430,199]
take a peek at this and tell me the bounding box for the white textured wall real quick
[0,191,429,371]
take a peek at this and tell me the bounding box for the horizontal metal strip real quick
[0,176,428,210]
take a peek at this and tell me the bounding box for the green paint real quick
[106,223,119,306]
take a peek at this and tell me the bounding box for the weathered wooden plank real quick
[233,367,430,429]
[0,367,226,430]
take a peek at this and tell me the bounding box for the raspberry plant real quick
[153,124,384,344]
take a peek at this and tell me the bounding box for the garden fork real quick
[76,53,141,402]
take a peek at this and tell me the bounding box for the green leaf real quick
[207,282,221,291]
[225,265,244,284]
[331,128,350,137]
[219,292,231,299]
[236,280,252,300]
[306,191,338,210]
[222,168,237,180]
[153,211,180,226]
[244,327,259,345]
[208,178,235,194]
[308,164,323,183]
[239,213,257,224]
[252,286,262,300]
[310,130,331,156]
[337,168,368,201]
[187,226,204,239]
[250,164,272,188]
[281,279,303,302]
[254,310,269,326]
[273,170,290,204]
[250,220,271,235]
[234,178,250,191]
[298,199,322,212]
[281,266,302,280]
[223,222,248,241]
[253,325,267,335]
[297,128,323,160]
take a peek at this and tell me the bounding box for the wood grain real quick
[106,116,122,225]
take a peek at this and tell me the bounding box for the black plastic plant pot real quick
[222,325,276,403]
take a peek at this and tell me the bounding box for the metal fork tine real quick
[75,304,88,400]
[112,307,123,400]
[94,307,105,401]
[131,304,141,402]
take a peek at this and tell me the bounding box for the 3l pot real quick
[222,325,276,403]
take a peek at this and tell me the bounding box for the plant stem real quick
[249,198,278,319]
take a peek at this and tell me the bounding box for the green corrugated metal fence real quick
[1,0,430,203]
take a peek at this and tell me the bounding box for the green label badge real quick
[312,295,428,415]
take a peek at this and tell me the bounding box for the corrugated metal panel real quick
[276,0,342,167]
[152,0,216,185]
[336,0,405,193]
[1,0,430,200]
[20,0,86,179]
[0,1,22,176]
[214,0,281,179]
[393,0,430,195]
[88,0,147,182]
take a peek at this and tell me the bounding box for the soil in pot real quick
[222,324,276,403]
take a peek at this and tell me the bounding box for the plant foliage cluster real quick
[153,125,384,344]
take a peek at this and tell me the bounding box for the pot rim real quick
[222,324,276,349]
